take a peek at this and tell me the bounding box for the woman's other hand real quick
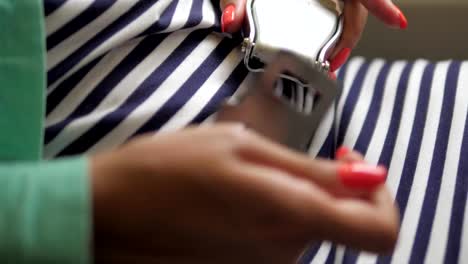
[219,0,408,73]
[91,124,398,263]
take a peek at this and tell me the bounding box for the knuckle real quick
[208,125,249,160]
[368,194,400,252]
[219,125,252,147]
[375,218,400,253]
[378,231,399,253]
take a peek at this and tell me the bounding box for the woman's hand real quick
[91,124,398,263]
[219,0,408,73]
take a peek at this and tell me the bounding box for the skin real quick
[91,124,399,263]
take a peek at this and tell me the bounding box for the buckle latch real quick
[216,51,341,152]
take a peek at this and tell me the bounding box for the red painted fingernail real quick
[336,146,350,159]
[338,163,387,189]
[221,4,236,33]
[330,48,351,72]
[396,7,408,29]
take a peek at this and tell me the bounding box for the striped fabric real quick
[44,0,252,157]
[44,1,467,263]
[301,59,468,264]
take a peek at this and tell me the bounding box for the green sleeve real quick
[0,0,45,161]
[0,0,91,262]
[0,157,91,263]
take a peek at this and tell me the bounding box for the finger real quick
[238,131,387,190]
[314,186,399,253]
[230,162,334,220]
[220,0,247,33]
[236,162,399,253]
[359,0,407,29]
[329,0,367,72]
[207,162,335,262]
[335,146,365,163]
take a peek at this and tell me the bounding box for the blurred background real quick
[354,0,468,60]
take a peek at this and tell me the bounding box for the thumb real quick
[219,0,247,33]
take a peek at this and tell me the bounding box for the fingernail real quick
[338,163,387,189]
[396,7,408,29]
[329,71,337,80]
[221,4,236,33]
[330,48,351,72]
[335,146,350,159]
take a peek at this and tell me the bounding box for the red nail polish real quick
[336,146,350,159]
[329,71,337,80]
[330,48,351,72]
[221,4,236,33]
[396,7,408,29]
[338,163,387,189]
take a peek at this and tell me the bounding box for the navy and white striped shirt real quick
[44,1,468,263]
